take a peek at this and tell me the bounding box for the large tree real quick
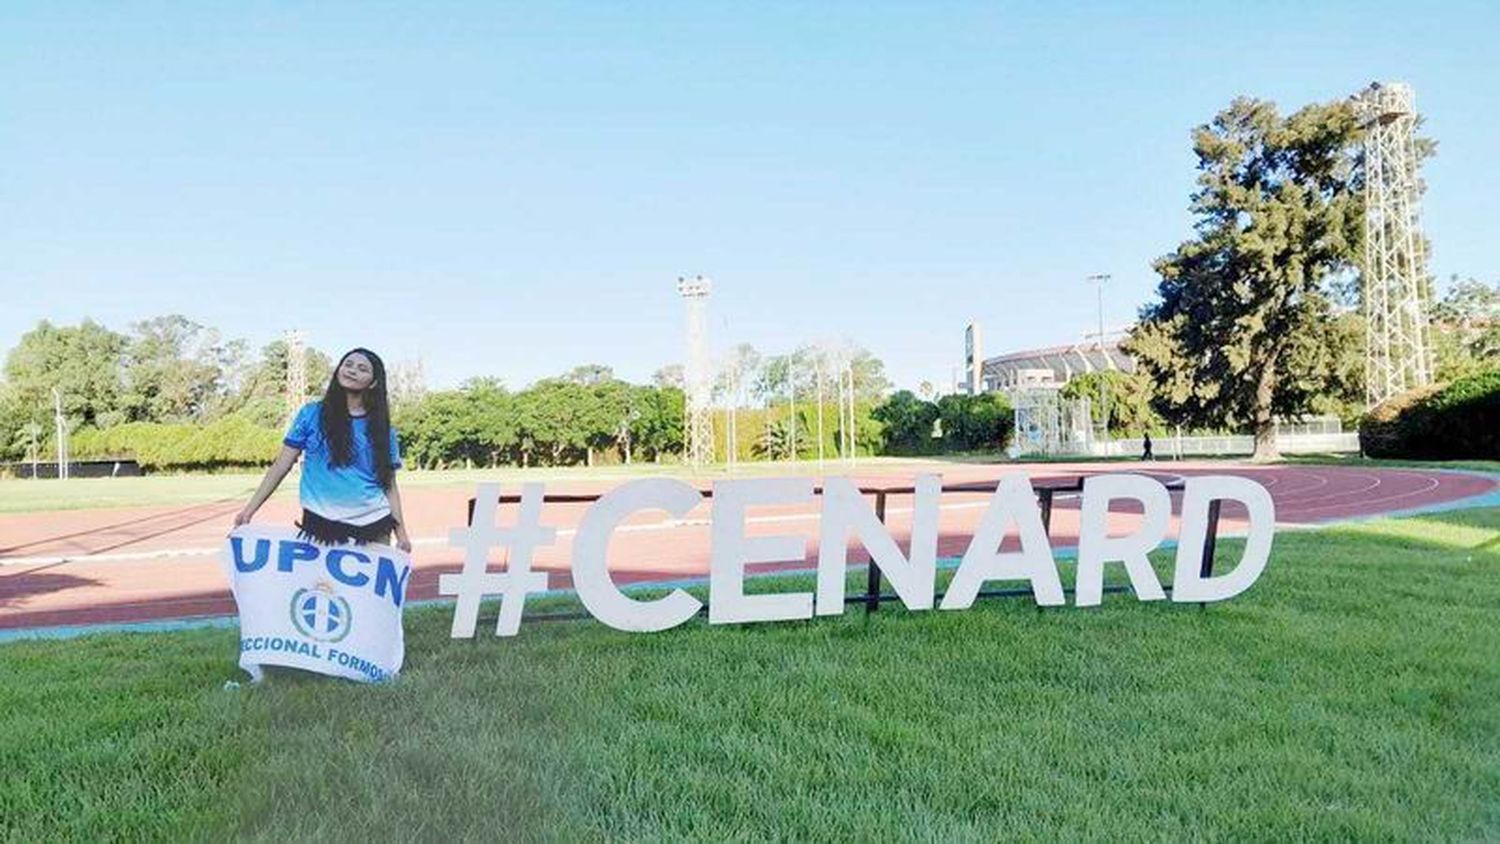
[120,315,237,423]
[0,320,129,454]
[871,390,939,454]
[935,392,1013,451]
[754,343,890,405]
[1130,97,1368,459]
[1060,371,1162,436]
[225,339,333,426]
[563,364,615,387]
[628,384,684,462]
[1431,276,1500,380]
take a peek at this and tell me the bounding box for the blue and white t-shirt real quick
[284,401,403,526]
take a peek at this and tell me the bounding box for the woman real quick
[233,348,413,553]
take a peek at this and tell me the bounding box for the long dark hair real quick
[319,347,395,490]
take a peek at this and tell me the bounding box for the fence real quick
[1089,431,1361,458]
[0,459,144,479]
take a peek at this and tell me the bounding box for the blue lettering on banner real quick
[277,540,320,572]
[238,637,391,681]
[327,648,391,682]
[231,537,272,572]
[235,535,410,608]
[239,636,325,659]
[326,548,371,587]
[374,557,411,608]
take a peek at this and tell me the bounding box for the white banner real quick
[223,525,411,683]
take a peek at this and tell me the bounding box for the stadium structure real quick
[964,323,1128,455]
[971,335,1135,393]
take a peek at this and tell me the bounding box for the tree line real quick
[0,316,337,464]
[0,320,1024,471]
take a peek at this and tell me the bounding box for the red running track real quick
[1,462,1494,631]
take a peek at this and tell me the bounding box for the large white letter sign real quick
[940,473,1064,609]
[572,478,706,632]
[709,477,815,624]
[815,474,940,615]
[1172,475,1276,603]
[1075,474,1170,606]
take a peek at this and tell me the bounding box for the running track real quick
[1,462,1495,631]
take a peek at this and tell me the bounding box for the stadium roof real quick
[980,338,1135,389]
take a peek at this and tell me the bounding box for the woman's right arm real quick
[233,445,302,528]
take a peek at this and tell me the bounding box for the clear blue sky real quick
[3,1,1496,392]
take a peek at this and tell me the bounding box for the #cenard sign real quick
[440,473,1274,638]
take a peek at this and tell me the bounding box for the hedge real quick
[69,416,283,471]
[1360,369,1500,459]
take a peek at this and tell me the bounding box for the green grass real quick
[0,457,982,514]
[0,473,265,513]
[3,509,1499,839]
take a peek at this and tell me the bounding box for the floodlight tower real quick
[1354,81,1433,407]
[285,329,307,424]
[677,276,714,469]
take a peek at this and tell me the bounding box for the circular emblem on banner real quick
[290,585,353,643]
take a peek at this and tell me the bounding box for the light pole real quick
[787,361,797,463]
[52,387,69,480]
[727,358,739,472]
[1086,274,1112,443]
[846,363,857,466]
[815,361,825,472]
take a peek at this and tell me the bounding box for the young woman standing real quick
[234,348,412,552]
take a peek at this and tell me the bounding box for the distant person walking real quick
[1142,431,1154,461]
[232,348,412,552]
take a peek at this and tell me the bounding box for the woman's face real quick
[336,352,376,393]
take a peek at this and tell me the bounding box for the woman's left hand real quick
[394,526,413,554]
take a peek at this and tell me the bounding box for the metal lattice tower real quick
[285,329,307,424]
[677,276,714,469]
[1355,81,1432,407]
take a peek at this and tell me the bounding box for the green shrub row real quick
[1360,369,1500,459]
[69,416,283,471]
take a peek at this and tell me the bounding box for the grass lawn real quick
[3,508,1498,839]
[0,458,956,514]
[0,473,276,514]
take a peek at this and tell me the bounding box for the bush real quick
[69,416,282,471]
[1360,369,1500,459]
[873,391,1012,456]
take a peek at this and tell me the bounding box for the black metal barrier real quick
[2,459,143,479]
[461,475,1223,626]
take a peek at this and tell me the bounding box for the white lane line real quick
[0,497,1004,568]
[9,469,1449,569]
[1291,474,1442,514]
[1263,469,1333,499]
[1274,471,1377,505]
